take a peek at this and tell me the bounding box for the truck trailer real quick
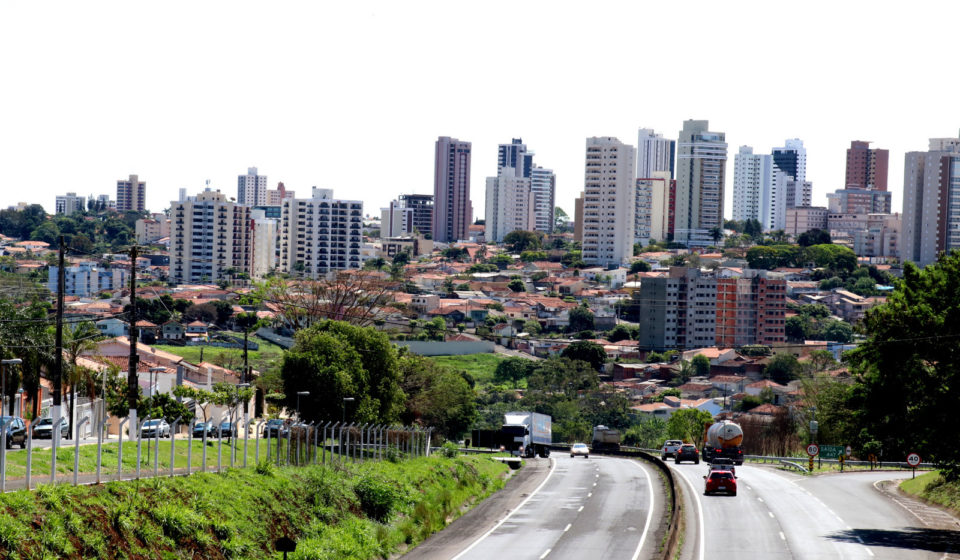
[591,425,621,452]
[503,411,552,458]
[701,420,744,465]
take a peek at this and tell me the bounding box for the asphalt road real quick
[670,461,960,560]
[404,454,664,560]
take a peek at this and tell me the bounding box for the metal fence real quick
[0,417,432,493]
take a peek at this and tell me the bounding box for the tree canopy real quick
[561,340,606,371]
[847,252,960,479]
[502,230,543,253]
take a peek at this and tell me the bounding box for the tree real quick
[520,250,548,262]
[493,357,534,387]
[523,319,542,335]
[554,207,569,230]
[423,316,447,340]
[254,271,391,330]
[666,408,714,447]
[507,279,526,292]
[398,353,476,441]
[819,319,854,343]
[183,302,217,324]
[63,321,100,439]
[364,257,387,271]
[743,219,763,238]
[561,341,606,371]
[764,353,801,384]
[629,260,651,274]
[691,354,711,377]
[797,228,832,247]
[607,324,634,342]
[503,230,542,253]
[709,227,723,244]
[489,253,513,270]
[568,305,594,333]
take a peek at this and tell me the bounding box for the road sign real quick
[846,445,852,457]
[906,453,921,467]
[819,444,844,459]
[806,443,820,457]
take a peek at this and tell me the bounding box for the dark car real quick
[707,457,736,477]
[0,417,26,449]
[218,421,238,438]
[31,417,69,439]
[192,421,216,439]
[262,419,285,438]
[675,443,700,464]
[704,470,737,496]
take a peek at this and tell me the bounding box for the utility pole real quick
[53,236,65,445]
[127,245,140,432]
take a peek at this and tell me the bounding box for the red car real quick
[704,470,737,496]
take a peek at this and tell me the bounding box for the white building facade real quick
[237,167,269,206]
[581,137,637,266]
[278,188,363,277]
[170,189,254,285]
[485,167,535,243]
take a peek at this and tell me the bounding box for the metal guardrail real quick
[779,460,809,473]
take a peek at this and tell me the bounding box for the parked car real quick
[704,470,737,496]
[0,417,26,449]
[141,419,171,438]
[675,444,700,464]
[570,442,590,458]
[218,421,237,438]
[192,420,216,438]
[661,439,683,460]
[31,417,69,439]
[262,419,286,438]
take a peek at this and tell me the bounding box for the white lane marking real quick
[588,492,593,497]
[768,511,774,518]
[671,466,705,560]
[563,523,571,532]
[577,506,583,512]
[539,549,551,559]
[758,497,764,503]
[593,482,597,487]
[779,531,786,541]
[629,460,656,560]
[865,547,874,556]
[452,458,557,560]
[746,485,753,490]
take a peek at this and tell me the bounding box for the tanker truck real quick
[701,420,744,465]
[591,425,621,452]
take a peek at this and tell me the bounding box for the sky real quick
[2,1,958,221]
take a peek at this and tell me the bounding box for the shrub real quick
[255,460,275,476]
[440,442,459,458]
[354,476,400,523]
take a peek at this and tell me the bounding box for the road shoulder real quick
[399,457,553,560]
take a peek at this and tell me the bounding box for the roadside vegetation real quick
[0,454,508,559]
[900,471,960,517]
[429,353,507,386]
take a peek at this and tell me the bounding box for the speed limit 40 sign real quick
[906,453,922,467]
[806,444,820,457]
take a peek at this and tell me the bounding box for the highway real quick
[405,454,664,560]
[670,461,959,560]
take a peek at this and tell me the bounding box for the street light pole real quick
[1,359,22,417]
[296,391,310,422]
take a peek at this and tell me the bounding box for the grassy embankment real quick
[429,353,507,386]
[0,453,508,559]
[900,471,960,517]
[154,335,286,368]
[2,437,320,480]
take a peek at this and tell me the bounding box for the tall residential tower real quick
[580,137,636,266]
[432,137,472,243]
[674,120,727,245]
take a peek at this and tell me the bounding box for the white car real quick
[570,442,590,458]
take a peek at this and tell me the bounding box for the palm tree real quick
[709,227,723,244]
[63,321,100,439]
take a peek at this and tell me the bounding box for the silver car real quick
[141,419,171,438]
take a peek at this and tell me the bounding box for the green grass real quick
[154,335,286,369]
[900,471,960,516]
[0,436,338,481]
[430,353,508,385]
[0,453,509,559]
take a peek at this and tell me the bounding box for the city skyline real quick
[2,2,957,221]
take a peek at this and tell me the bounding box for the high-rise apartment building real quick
[432,137,472,243]
[715,271,786,348]
[640,172,674,242]
[902,135,960,267]
[266,182,295,206]
[170,189,254,285]
[772,139,807,184]
[636,128,675,179]
[530,166,556,235]
[135,213,171,244]
[732,146,788,230]
[785,206,829,237]
[278,188,363,277]
[116,174,146,212]
[580,137,636,266]
[827,188,892,214]
[845,140,889,191]
[250,208,278,279]
[485,167,535,243]
[237,167,269,206]
[636,267,717,352]
[674,120,727,245]
[55,193,86,216]
[48,262,128,297]
[381,194,434,239]
[498,138,534,178]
